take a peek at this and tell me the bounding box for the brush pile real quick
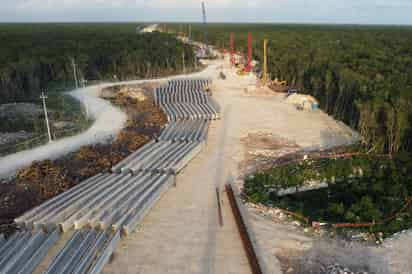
[16,160,75,200]
[1,83,167,234]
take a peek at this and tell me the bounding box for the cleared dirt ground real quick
[102,57,358,274]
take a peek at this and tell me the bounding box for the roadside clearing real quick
[0,84,166,235]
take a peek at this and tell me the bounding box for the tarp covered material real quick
[285,93,319,110]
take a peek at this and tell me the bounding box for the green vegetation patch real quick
[0,92,92,156]
[243,153,412,236]
[0,23,196,104]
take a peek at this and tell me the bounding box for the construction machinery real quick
[273,78,288,86]
[236,64,247,76]
[199,1,210,58]
[231,32,254,76]
[188,24,192,44]
[230,32,235,66]
[244,33,253,72]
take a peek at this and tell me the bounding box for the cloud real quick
[1,0,412,24]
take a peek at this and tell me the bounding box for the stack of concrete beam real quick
[15,172,174,233]
[154,85,209,105]
[111,141,204,175]
[158,120,210,142]
[0,230,59,273]
[161,102,219,121]
[8,77,220,274]
[44,229,120,274]
[154,78,219,121]
[168,78,212,92]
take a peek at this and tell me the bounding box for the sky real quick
[1,0,412,25]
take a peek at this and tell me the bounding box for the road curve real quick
[0,84,127,179]
[0,66,218,179]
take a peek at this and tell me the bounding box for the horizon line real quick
[0,21,412,27]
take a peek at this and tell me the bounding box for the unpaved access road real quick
[0,85,127,179]
[102,57,357,274]
[0,67,216,179]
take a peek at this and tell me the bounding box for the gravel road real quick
[0,84,127,178]
[0,67,217,179]
[101,57,359,274]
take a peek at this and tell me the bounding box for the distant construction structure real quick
[137,24,159,34]
[197,1,215,59]
[244,33,253,72]
[202,1,208,53]
[230,32,235,66]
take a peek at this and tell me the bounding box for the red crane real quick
[230,32,235,66]
[244,33,253,72]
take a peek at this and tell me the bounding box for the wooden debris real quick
[1,83,168,235]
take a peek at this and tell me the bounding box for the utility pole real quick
[40,92,52,143]
[83,98,89,119]
[182,52,186,74]
[188,24,192,44]
[230,32,235,66]
[81,78,87,88]
[71,58,79,89]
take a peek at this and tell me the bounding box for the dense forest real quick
[169,24,412,154]
[0,23,196,104]
[244,154,412,235]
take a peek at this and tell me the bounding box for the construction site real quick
[0,34,364,274]
[1,3,412,273]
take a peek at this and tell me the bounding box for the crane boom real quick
[201,1,208,50]
[244,33,253,72]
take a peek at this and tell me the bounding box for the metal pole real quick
[226,184,263,274]
[40,92,52,143]
[71,58,78,89]
[202,1,208,53]
[188,24,192,44]
[230,32,235,66]
[182,52,186,74]
[245,33,253,72]
[83,96,89,120]
[263,39,268,85]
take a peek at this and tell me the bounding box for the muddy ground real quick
[0,83,167,235]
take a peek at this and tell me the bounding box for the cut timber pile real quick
[74,145,125,178]
[0,183,38,234]
[116,132,150,151]
[16,160,74,200]
[6,77,218,273]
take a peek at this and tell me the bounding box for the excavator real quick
[236,64,247,76]
[273,78,288,86]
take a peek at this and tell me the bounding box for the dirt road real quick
[0,66,218,179]
[102,57,357,274]
[0,85,127,179]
